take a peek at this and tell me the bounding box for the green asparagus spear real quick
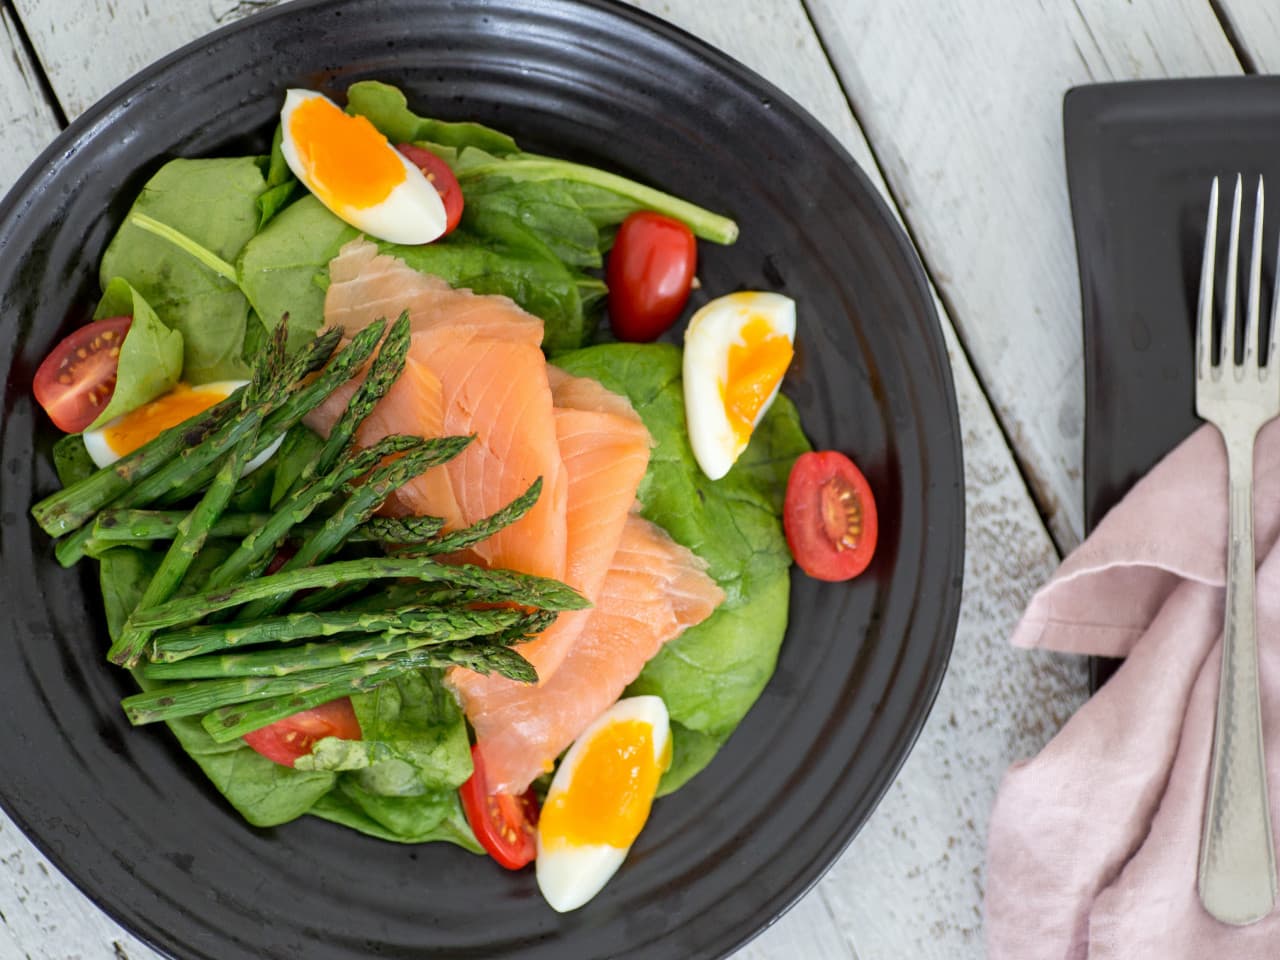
[308,311,411,485]
[126,556,589,635]
[200,434,429,592]
[84,510,445,556]
[157,320,389,507]
[195,643,539,741]
[150,605,527,662]
[51,326,370,567]
[235,435,471,620]
[31,328,341,539]
[125,642,537,726]
[141,608,540,680]
[397,477,542,557]
[107,329,292,666]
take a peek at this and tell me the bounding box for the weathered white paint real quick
[0,0,1181,955]
[0,6,59,201]
[805,0,1243,552]
[1216,0,1280,70]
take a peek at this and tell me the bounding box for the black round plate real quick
[0,1,963,957]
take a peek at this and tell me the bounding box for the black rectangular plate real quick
[1064,76,1280,690]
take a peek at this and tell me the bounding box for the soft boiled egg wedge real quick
[536,696,672,912]
[83,381,280,472]
[279,88,448,244]
[683,291,796,480]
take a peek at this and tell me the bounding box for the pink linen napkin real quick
[985,417,1280,959]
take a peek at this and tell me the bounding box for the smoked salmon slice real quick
[306,239,568,585]
[467,514,725,794]
[451,367,652,713]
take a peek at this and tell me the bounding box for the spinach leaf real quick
[87,278,184,429]
[345,80,519,156]
[52,435,95,486]
[100,157,270,382]
[553,343,810,793]
[255,124,299,229]
[462,177,603,268]
[296,670,472,795]
[236,195,358,348]
[310,781,482,850]
[237,195,598,352]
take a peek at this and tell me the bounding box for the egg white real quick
[279,89,447,245]
[682,291,796,480]
[536,695,671,913]
[82,381,282,473]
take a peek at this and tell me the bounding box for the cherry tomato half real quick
[32,315,132,433]
[396,143,464,236]
[606,211,697,342]
[459,744,540,870]
[783,450,878,581]
[242,698,362,767]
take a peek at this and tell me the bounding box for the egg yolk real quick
[103,384,229,456]
[540,721,671,849]
[289,95,406,210]
[722,316,794,446]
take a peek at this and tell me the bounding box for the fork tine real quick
[1198,176,1220,377]
[1247,176,1265,370]
[1224,174,1244,369]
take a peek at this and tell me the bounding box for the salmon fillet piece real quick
[468,514,725,794]
[306,239,568,585]
[452,368,652,710]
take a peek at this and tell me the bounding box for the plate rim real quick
[0,0,965,956]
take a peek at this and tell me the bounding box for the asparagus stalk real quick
[141,608,539,680]
[200,434,428,593]
[398,477,541,557]
[150,605,526,662]
[31,328,341,539]
[234,435,471,620]
[157,320,388,507]
[51,325,370,567]
[125,642,537,726]
[200,681,389,742]
[84,510,445,556]
[198,638,538,742]
[308,311,411,484]
[126,556,589,635]
[107,330,293,666]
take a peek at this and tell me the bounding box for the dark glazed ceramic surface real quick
[1065,76,1280,689]
[0,1,963,957]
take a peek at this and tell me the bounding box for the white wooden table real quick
[3,0,1273,956]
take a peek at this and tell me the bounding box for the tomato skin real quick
[606,211,697,342]
[395,143,464,236]
[32,315,132,433]
[242,698,361,767]
[783,450,878,581]
[459,744,539,870]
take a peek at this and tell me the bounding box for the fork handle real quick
[1199,428,1278,925]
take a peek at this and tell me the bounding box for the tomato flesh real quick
[606,211,697,341]
[396,143,464,236]
[32,315,132,433]
[242,698,361,767]
[459,744,539,869]
[783,450,878,581]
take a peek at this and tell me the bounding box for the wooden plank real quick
[804,0,1242,551]
[1215,1,1280,69]
[0,5,60,198]
[4,1,1087,958]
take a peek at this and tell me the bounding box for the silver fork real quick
[1197,173,1279,925]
